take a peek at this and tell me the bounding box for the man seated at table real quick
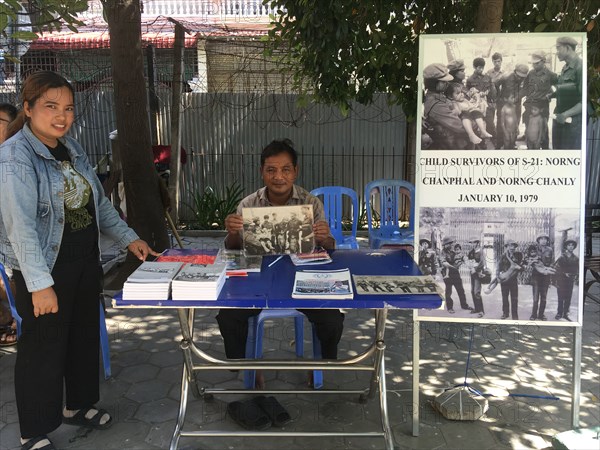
[219,139,343,387]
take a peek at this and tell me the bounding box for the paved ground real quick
[0,235,598,449]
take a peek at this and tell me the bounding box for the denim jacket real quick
[0,124,139,292]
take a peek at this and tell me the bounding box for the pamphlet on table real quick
[122,261,184,300]
[352,275,442,296]
[171,262,227,300]
[292,268,354,299]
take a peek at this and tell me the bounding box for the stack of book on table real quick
[171,262,227,300]
[292,268,354,299]
[122,261,184,300]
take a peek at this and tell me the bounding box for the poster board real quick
[414,33,587,327]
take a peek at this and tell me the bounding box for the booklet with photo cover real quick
[242,204,315,256]
[122,261,184,301]
[352,275,442,296]
[292,268,353,299]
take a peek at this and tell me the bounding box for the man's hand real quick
[225,214,244,234]
[128,239,161,261]
[313,220,334,248]
[32,287,58,317]
[224,214,244,250]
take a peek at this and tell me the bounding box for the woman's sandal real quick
[63,407,113,430]
[0,320,17,347]
[21,435,56,450]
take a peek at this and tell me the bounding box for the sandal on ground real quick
[227,399,272,431]
[63,407,113,430]
[21,435,56,450]
[254,395,292,427]
[0,322,17,346]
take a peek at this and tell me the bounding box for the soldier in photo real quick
[523,51,557,148]
[355,279,370,293]
[530,234,555,320]
[551,36,583,149]
[553,238,579,321]
[467,238,486,318]
[439,237,472,313]
[497,240,524,320]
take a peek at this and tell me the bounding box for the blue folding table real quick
[113,248,442,449]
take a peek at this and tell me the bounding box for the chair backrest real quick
[310,186,359,244]
[0,262,21,335]
[364,179,415,233]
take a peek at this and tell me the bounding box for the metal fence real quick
[1,87,599,223]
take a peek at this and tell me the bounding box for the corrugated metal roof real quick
[30,16,270,51]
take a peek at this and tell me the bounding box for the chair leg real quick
[293,316,304,357]
[244,316,258,389]
[310,326,323,389]
[99,302,111,380]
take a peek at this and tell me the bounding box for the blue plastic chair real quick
[0,262,112,379]
[310,186,359,249]
[364,179,415,249]
[244,309,323,389]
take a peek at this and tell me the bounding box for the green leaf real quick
[0,15,8,33]
[534,23,548,32]
[10,31,39,40]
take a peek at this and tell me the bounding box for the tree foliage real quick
[266,0,600,118]
[0,0,87,38]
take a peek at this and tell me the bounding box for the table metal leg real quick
[170,363,189,450]
[178,309,200,398]
[378,346,394,449]
[412,310,420,437]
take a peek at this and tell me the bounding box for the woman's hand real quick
[32,287,59,317]
[128,239,161,261]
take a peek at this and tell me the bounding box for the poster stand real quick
[412,31,587,436]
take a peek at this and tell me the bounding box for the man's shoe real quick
[470,309,480,314]
[477,312,484,318]
[529,315,537,321]
[563,314,571,321]
[448,308,455,314]
[555,314,562,320]
[501,314,508,319]
[539,315,547,321]
[461,305,474,311]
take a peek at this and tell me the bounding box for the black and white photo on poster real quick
[418,33,584,151]
[242,205,315,256]
[417,207,581,325]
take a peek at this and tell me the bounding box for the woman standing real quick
[0,71,158,450]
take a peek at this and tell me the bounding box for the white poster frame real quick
[411,32,587,436]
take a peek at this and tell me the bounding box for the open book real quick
[292,268,353,299]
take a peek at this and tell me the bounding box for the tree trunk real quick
[104,0,170,253]
[475,0,504,32]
